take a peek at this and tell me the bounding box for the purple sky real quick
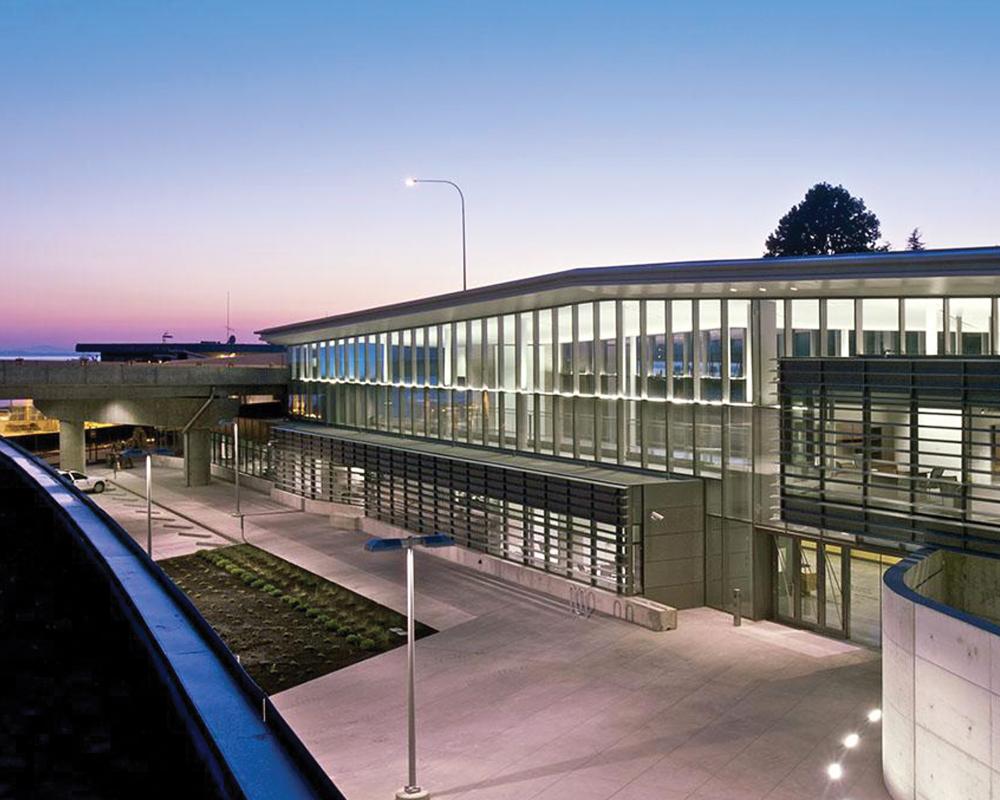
[2,1,998,349]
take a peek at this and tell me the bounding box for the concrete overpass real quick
[0,360,287,483]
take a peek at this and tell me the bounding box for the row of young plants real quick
[196,548,399,651]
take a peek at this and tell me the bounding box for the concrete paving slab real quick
[91,466,890,800]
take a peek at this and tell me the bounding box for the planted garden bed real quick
[159,544,434,694]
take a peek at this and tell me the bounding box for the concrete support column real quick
[183,428,211,487]
[58,419,86,472]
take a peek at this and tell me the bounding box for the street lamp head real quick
[404,177,417,187]
[364,537,406,552]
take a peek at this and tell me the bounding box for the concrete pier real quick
[58,419,85,472]
[183,428,211,486]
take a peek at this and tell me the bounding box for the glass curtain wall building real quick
[260,247,1000,646]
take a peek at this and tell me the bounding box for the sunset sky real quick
[2,1,998,350]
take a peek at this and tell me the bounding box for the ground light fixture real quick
[868,708,882,723]
[404,177,467,291]
[364,533,455,800]
[843,732,860,748]
[827,762,843,780]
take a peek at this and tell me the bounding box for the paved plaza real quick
[93,467,890,800]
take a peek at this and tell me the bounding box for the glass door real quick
[772,536,848,638]
[775,535,795,619]
[823,544,846,634]
[799,540,819,626]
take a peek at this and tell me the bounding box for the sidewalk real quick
[93,466,890,800]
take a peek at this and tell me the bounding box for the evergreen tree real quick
[906,228,926,251]
[765,183,885,257]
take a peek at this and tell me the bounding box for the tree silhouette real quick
[906,228,926,251]
[765,183,886,257]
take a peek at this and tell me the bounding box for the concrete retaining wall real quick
[209,464,274,495]
[359,516,677,632]
[882,550,1000,800]
[266,485,363,530]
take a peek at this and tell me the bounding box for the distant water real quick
[0,354,80,361]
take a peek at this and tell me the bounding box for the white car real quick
[58,469,107,494]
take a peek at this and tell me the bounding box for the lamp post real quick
[364,533,454,800]
[404,178,467,291]
[233,419,241,516]
[145,454,153,558]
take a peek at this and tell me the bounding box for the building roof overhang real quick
[258,246,1000,344]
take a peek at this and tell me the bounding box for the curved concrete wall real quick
[882,550,1000,800]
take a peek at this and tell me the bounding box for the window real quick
[378,333,389,381]
[645,300,667,399]
[439,388,452,439]
[791,299,819,357]
[724,406,752,520]
[598,398,617,462]
[598,300,617,395]
[698,299,722,401]
[669,403,694,474]
[390,332,401,383]
[536,309,553,393]
[502,314,517,390]
[622,300,641,398]
[538,394,554,454]
[644,400,666,469]
[903,298,944,355]
[696,404,722,476]
[356,337,367,381]
[415,328,426,384]
[862,298,900,355]
[401,330,412,384]
[950,297,991,354]
[576,397,595,459]
[484,317,499,389]
[427,327,439,386]
[347,336,357,380]
[440,324,452,386]
[519,312,534,392]
[728,299,750,402]
[624,399,641,466]
[826,299,855,357]
[468,319,483,389]
[672,300,693,400]
[455,323,467,387]
[557,306,573,393]
[576,302,595,394]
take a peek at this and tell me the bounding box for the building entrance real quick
[772,535,901,647]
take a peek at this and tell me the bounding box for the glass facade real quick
[283,287,1000,628]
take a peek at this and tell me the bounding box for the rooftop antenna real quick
[226,291,236,344]
[161,331,173,343]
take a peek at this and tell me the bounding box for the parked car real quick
[58,469,107,494]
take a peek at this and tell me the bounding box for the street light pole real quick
[145,454,152,558]
[403,542,420,798]
[405,178,467,291]
[363,532,453,800]
[233,419,241,516]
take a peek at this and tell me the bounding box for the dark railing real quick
[0,436,344,800]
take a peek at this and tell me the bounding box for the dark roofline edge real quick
[257,246,1000,337]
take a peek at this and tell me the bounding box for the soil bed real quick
[159,544,434,694]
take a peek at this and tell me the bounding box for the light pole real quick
[405,178,467,291]
[145,454,153,558]
[233,419,241,516]
[364,533,454,800]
